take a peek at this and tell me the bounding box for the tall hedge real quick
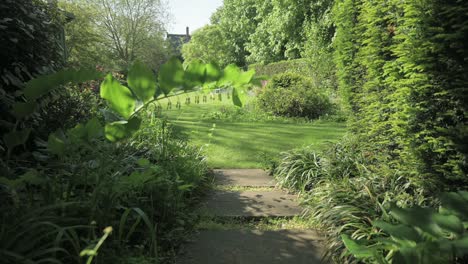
[334,0,468,189]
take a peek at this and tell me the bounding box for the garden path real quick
[179,169,326,264]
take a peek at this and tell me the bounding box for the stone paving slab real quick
[213,169,275,187]
[178,229,325,264]
[203,190,302,217]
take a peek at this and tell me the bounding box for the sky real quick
[166,0,223,35]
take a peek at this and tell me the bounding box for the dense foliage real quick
[343,191,468,263]
[182,25,233,67]
[0,0,65,146]
[333,0,468,189]
[0,40,255,263]
[257,73,333,119]
[249,59,312,77]
[267,0,468,262]
[184,0,335,67]
[59,0,170,71]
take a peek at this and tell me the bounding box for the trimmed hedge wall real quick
[334,0,468,189]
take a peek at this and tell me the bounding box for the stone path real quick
[179,169,325,264]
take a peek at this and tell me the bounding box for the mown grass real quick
[156,96,347,168]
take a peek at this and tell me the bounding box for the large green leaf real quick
[237,69,256,86]
[374,220,422,242]
[204,62,222,83]
[232,87,247,107]
[341,234,375,258]
[24,68,103,100]
[183,59,206,91]
[104,117,141,142]
[390,205,443,238]
[440,191,468,220]
[85,117,103,141]
[48,132,66,156]
[127,60,156,103]
[12,102,36,119]
[219,64,241,86]
[100,74,136,119]
[67,123,87,141]
[432,213,464,236]
[158,57,185,96]
[3,128,31,151]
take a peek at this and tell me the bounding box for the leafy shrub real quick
[0,117,208,263]
[249,59,313,77]
[201,103,311,123]
[257,73,334,119]
[37,84,102,135]
[272,136,429,263]
[274,146,324,192]
[343,191,468,263]
[0,0,65,135]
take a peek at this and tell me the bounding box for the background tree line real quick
[60,0,170,71]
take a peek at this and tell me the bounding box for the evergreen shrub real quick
[257,73,334,119]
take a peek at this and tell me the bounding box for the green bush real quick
[201,103,312,123]
[37,84,102,136]
[257,73,334,119]
[0,118,208,263]
[249,59,312,77]
[343,191,468,264]
[274,146,324,192]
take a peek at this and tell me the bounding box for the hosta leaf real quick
[341,234,375,258]
[184,59,206,90]
[85,117,103,141]
[390,205,443,238]
[204,62,222,83]
[104,117,141,142]
[100,74,136,119]
[219,64,241,86]
[440,192,468,220]
[158,57,184,96]
[24,68,102,100]
[432,213,464,236]
[104,121,127,142]
[237,69,256,86]
[48,132,66,156]
[232,87,247,107]
[127,60,156,103]
[12,102,36,119]
[392,246,421,264]
[68,123,87,141]
[3,128,31,151]
[374,220,422,242]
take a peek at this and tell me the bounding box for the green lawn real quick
[158,98,347,168]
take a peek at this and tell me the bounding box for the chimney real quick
[186,26,190,36]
